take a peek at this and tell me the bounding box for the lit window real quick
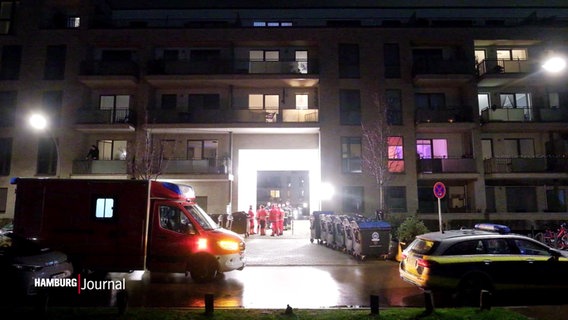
[388,136,404,173]
[95,198,115,219]
[296,94,308,110]
[67,17,80,28]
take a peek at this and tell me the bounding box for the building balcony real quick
[484,157,568,174]
[148,108,318,124]
[415,105,473,123]
[418,158,477,173]
[412,59,475,87]
[79,61,139,88]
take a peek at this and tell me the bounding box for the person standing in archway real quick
[256,205,268,236]
[247,205,256,235]
[269,204,280,236]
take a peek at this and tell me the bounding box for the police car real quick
[399,223,568,304]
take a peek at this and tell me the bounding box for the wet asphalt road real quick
[42,220,425,309]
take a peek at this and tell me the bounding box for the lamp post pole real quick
[29,113,61,178]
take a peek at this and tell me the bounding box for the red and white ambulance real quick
[12,178,246,282]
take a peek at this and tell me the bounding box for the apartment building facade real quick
[0,0,567,232]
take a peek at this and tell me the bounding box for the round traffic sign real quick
[433,182,446,199]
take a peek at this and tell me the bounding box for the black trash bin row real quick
[310,211,391,261]
[210,211,250,238]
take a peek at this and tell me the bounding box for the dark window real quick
[341,137,361,173]
[37,137,58,175]
[101,50,132,62]
[384,43,401,78]
[44,45,66,80]
[190,49,221,61]
[0,137,11,176]
[0,91,16,127]
[339,89,361,125]
[506,187,537,212]
[385,186,407,213]
[385,89,403,125]
[0,2,15,35]
[342,186,364,213]
[338,43,359,78]
[42,91,62,126]
[0,45,22,80]
[484,238,512,254]
[161,94,177,110]
[188,94,220,110]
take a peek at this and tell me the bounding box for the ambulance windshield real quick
[185,205,219,230]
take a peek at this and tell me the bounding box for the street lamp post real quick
[29,113,61,177]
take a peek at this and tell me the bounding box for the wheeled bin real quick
[343,217,354,254]
[230,211,250,238]
[333,215,346,251]
[324,215,336,248]
[310,211,333,244]
[352,220,391,260]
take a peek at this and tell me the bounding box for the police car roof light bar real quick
[474,223,511,234]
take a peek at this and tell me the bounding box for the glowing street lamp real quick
[542,56,567,73]
[29,113,61,177]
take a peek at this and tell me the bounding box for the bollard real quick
[423,290,434,314]
[205,293,214,315]
[480,290,492,311]
[370,294,379,315]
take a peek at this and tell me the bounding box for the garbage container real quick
[333,215,346,251]
[309,211,322,244]
[352,220,391,261]
[343,217,354,255]
[230,211,249,237]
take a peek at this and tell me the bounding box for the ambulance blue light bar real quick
[474,223,511,234]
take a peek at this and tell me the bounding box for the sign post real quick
[433,182,446,232]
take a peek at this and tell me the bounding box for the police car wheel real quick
[456,275,492,306]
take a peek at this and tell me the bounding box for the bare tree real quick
[129,130,164,180]
[361,95,395,218]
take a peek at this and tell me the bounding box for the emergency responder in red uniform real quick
[269,204,280,236]
[277,205,284,236]
[247,205,255,235]
[256,205,268,236]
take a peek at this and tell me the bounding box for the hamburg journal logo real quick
[34,274,126,294]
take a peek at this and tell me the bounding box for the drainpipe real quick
[228,131,233,214]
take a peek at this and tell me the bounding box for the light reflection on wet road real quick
[50,221,424,309]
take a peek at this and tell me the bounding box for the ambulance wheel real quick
[189,254,218,283]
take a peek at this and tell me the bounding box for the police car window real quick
[484,238,512,254]
[443,240,485,255]
[410,239,436,255]
[514,239,551,256]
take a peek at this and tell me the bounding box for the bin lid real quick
[358,221,391,230]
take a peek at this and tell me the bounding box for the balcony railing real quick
[161,158,231,175]
[412,59,473,75]
[73,158,232,175]
[80,60,139,76]
[476,59,535,76]
[415,105,473,123]
[480,107,531,122]
[148,59,319,75]
[484,157,568,173]
[418,158,477,173]
[148,108,318,124]
[73,160,128,174]
[75,109,136,125]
